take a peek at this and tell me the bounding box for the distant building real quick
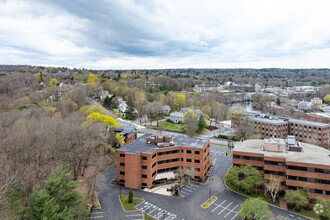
[248,114,330,149]
[307,112,330,124]
[298,101,313,111]
[116,134,211,189]
[311,97,322,106]
[162,105,171,115]
[169,112,184,123]
[233,137,330,199]
[114,126,137,144]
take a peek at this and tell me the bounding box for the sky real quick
[1,0,330,69]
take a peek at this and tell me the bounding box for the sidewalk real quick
[279,197,288,211]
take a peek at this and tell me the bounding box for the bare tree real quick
[264,175,281,202]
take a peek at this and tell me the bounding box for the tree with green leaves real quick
[174,93,186,110]
[314,197,330,219]
[125,99,138,120]
[25,165,87,220]
[197,115,207,133]
[48,78,57,88]
[284,188,309,211]
[183,110,197,137]
[224,165,262,194]
[238,198,273,220]
[128,189,133,203]
[323,94,330,103]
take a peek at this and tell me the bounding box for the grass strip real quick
[201,196,218,208]
[119,195,144,211]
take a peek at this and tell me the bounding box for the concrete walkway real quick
[279,197,288,211]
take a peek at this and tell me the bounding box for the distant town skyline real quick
[1,0,330,69]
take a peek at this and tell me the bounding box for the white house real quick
[162,105,171,115]
[169,112,184,123]
[311,97,322,106]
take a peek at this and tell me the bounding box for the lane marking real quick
[126,214,143,217]
[218,202,233,215]
[90,212,104,214]
[89,216,104,219]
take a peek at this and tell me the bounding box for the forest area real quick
[0,65,329,219]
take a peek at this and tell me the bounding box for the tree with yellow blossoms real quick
[86,113,118,130]
[48,78,57,88]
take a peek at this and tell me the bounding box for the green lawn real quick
[225,152,232,157]
[119,195,144,211]
[201,196,218,208]
[210,142,228,147]
[289,208,320,220]
[159,121,183,132]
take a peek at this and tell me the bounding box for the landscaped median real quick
[118,195,144,211]
[201,196,218,208]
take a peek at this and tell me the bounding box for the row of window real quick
[287,185,330,195]
[234,156,330,174]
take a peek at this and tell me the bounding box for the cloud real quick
[1,0,330,68]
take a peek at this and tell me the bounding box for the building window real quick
[186,158,192,162]
[120,163,125,166]
[195,168,200,172]
[287,165,307,171]
[142,156,147,160]
[195,151,200,155]
[264,161,285,166]
[157,150,180,156]
[233,155,241,159]
[315,168,330,174]
[142,183,147,187]
[181,158,183,161]
[187,150,192,154]
[152,153,156,159]
[152,162,156,168]
[152,171,156,176]
[142,166,147,169]
[181,149,184,153]
[142,174,147,178]
[158,158,180,164]
[120,154,125,157]
[195,159,200,163]
[120,171,125,175]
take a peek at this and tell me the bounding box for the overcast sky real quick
[1,0,330,69]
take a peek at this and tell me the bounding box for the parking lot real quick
[206,198,241,220]
[136,201,177,220]
[179,182,200,197]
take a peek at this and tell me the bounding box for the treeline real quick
[0,73,115,219]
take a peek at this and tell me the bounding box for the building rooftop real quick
[288,118,329,127]
[120,134,209,154]
[234,139,330,166]
[249,114,329,127]
[249,115,288,125]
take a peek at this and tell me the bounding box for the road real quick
[90,144,311,220]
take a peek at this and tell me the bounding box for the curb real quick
[201,196,218,209]
[118,195,145,213]
[223,165,312,220]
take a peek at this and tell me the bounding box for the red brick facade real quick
[116,140,211,189]
[233,151,330,200]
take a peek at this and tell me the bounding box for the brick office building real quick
[116,134,211,189]
[249,114,330,149]
[233,137,330,199]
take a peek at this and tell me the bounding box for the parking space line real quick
[185,185,196,190]
[218,202,233,215]
[211,200,226,212]
[181,188,193,192]
[126,214,142,217]
[189,183,199,187]
[89,216,104,219]
[149,207,158,214]
[180,190,189,195]
[224,205,238,218]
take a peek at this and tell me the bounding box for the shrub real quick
[128,189,133,203]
